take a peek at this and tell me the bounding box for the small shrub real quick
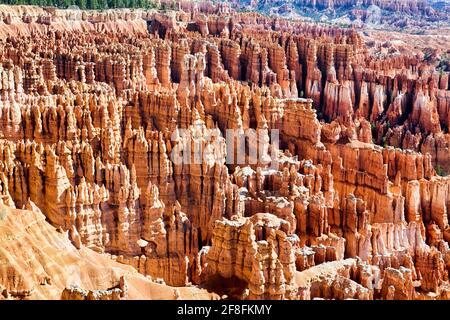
[435,165,447,177]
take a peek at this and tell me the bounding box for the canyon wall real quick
[0,4,448,299]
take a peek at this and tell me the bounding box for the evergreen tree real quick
[75,0,86,9]
[62,0,72,7]
[97,0,107,9]
[138,0,146,9]
[87,0,97,9]
[107,0,116,9]
[0,0,160,9]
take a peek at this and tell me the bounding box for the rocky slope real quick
[0,204,217,299]
[0,3,449,300]
[231,0,450,30]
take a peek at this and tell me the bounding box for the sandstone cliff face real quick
[0,4,449,300]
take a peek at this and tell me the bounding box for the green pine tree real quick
[87,0,97,9]
[75,0,86,9]
[97,0,107,9]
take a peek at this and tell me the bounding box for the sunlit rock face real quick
[0,3,449,300]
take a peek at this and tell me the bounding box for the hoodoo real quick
[0,1,449,301]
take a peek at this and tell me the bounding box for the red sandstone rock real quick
[0,3,448,301]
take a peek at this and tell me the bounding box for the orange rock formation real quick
[0,4,449,300]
